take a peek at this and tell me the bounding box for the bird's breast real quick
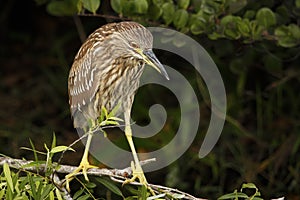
[95,59,145,116]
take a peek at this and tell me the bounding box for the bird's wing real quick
[68,43,100,115]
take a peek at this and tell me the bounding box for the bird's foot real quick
[65,159,98,191]
[123,161,155,195]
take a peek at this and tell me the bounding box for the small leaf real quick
[138,185,148,199]
[111,0,122,13]
[3,163,14,193]
[134,0,148,14]
[108,103,121,118]
[50,146,75,154]
[85,182,97,189]
[55,188,63,200]
[21,161,46,169]
[81,0,100,14]
[148,3,162,20]
[256,7,276,28]
[40,184,54,199]
[108,116,123,122]
[241,182,258,190]
[49,191,55,200]
[190,16,207,35]
[51,133,56,150]
[177,0,190,9]
[96,177,123,197]
[29,138,39,161]
[218,190,249,199]
[77,194,91,200]
[46,0,78,16]
[227,0,247,14]
[220,15,242,39]
[162,2,175,25]
[173,9,189,29]
[237,19,251,37]
[73,188,84,199]
[243,10,256,19]
[275,24,300,47]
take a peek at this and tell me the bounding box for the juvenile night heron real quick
[66,22,169,191]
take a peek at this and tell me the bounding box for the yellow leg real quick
[65,132,98,191]
[123,110,155,195]
[123,125,148,185]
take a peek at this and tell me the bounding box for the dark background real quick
[0,0,299,199]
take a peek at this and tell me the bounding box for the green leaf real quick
[96,177,123,197]
[190,15,207,35]
[50,146,75,154]
[220,15,242,39]
[55,188,63,200]
[51,132,56,150]
[227,0,247,14]
[21,161,46,169]
[85,182,97,188]
[218,190,249,199]
[46,0,78,16]
[173,9,189,29]
[249,20,264,40]
[77,194,91,200]
[29,138,39,161]
[81,0,100,14]
[49,191,55,200]
[243,10,256,19]
[3,163,14,193]
[40,184,54,199]
[256,7,276,28]
[111,0,122,13]
[138,185,148,199]
[275,24,300,47]
[241,182,258,190]
[121,0,148,15]
[177,0,190,9]
[108,103,121,118]
[148,3,162,20]
[162,2,175,25]
[73,188,84,199]
[134,0,148,14]
[237,18,251,37]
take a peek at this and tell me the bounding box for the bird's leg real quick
[124,125,148,185]
[123,111,155,195]
[65,130,98,191]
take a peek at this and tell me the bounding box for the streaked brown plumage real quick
[66,22,168,192]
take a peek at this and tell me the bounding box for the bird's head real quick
[112,22,169,80]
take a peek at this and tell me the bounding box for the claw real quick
[123,161,155,195]
[64,157,98,191]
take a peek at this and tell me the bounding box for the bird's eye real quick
[130,42,139,48]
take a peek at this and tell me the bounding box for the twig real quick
[73,15,86,43]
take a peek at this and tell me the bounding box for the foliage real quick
[0,134,74,199]
[218,183,263,200]
[35,0,300,48]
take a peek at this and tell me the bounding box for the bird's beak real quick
[142,49,169,80]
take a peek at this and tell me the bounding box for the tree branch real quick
[0,156,206,200]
